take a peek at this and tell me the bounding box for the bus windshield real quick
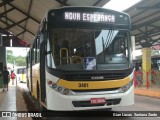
[49,28,130,70]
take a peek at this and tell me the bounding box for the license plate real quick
[90,98,106,104]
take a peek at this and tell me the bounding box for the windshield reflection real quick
[48,28,130,70]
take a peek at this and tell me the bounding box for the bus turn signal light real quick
[48,80,52,85]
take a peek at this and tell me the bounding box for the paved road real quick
[46,95,160,120]
[18,83,160,120]
[113,95,160,111]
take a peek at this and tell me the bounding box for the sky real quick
[6,47,29,57]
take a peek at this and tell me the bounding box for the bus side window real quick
[37,37,40,63]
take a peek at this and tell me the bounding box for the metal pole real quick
[15,64,17,86]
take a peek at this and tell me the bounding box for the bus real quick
[26,6,134,111]
[17,67,27,83]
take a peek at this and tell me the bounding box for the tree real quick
[15,56,26,66]
[7,50,14,64]
[7,50,26,66]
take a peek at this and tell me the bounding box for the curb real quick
[134,88,160,99]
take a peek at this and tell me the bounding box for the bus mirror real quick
[41,19,47,33]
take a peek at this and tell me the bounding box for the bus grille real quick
[71,87,120,92]
[72,98,121,107]
[64,73,126,81]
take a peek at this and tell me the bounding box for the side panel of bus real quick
[30,33,41,100]
[32,63,40,99]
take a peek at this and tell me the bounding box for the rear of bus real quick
[17,68,26,83]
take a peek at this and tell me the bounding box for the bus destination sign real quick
[64,12,115,23]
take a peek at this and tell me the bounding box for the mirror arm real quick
[44,50,52,55]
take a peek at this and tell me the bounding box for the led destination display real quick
[64,12,115,23]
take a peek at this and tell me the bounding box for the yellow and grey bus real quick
[26,6,134,111]
[17,67,26,83]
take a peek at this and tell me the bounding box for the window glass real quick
[48,28,130,70]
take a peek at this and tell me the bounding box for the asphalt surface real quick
[46,95,160,120]
[18,83,160,120]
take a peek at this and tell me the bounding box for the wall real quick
[0,46,6,88]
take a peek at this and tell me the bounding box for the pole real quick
[146,71,148,89]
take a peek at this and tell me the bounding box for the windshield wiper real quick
[101,28,114,63]
[104,28,114,49]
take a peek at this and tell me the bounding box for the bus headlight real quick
[118,81,133,93]
[57,86,62,92]
[63,89,70,95]
[52,84,57,89]
[48,81,72,95]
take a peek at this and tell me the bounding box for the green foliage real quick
[7,50,26,66]
[151,50,160,56]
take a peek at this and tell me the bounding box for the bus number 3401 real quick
[78,83,89,87]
